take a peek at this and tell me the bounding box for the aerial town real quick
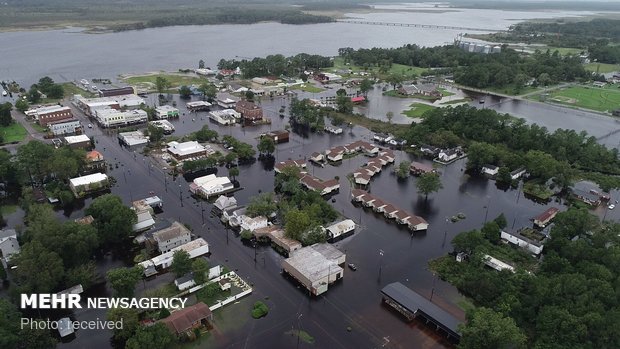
[1,1,620,349]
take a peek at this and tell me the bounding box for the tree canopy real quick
[86,194,137,245]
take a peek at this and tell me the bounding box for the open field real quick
[122,73,208,92]
[532,85,620,113]
[290,84,325,93]
[0,123,27,144]
[485,84,540,96]
[584,62,620,74]
[402,103,435,118]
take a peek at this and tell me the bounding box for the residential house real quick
[153,221,192,253]
[299,174,339,196]
[239,215,269,232]
[481,165,499,176]
[501,230,544,256]
[420,145,440,157]
[383,204,399,219]
[310,152,325,163]
[325,219,355,242]
[264,130,289,144]
[410,162,434,175]
[174,273,196,291]
[139,238,209,272]
[0,229,20,267]
[533,207,560,228]
[394,210,411,225]
[510,168,526,180]
[438,148,459,162]
[236,100,263,122]
[326,148,344,162]
[274,159,306,174]
[407,216,429,231]
[213,195,237,213]
[161,302,213,336]
[572,188,601,206]
[85,150,106,172]
[354,172,372,186]
[219,278,231,291]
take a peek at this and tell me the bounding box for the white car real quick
[608,204,615,210]
[87,123,93,128]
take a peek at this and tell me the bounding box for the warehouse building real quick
[281,243,346,296]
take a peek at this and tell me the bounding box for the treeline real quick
[513,19,620,43]
[218,53,333,79]
[403,106,620,185]
[433,209,620,348]
[339,45,588,89]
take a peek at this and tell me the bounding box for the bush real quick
[251,301,269,319]
[158,308,170,319]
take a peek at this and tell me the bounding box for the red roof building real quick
[351,96,366,103]
[160,302,213,336]
[533,207,560,227]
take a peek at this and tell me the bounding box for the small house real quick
[174,273,196,291]
[160,302,213,337]
[219,278,231,291]
[510,168,526,180]
[438,148,459,162]
[481,165,499,176]
[533,207,559,228]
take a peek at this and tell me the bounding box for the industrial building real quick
[31,105,74,127]
[281,243,346,296]
[118,130,149,147]
[63,134,91,150]
[186,101,212,112]
[381,282,461,342]
[189,174,234,198]
[209,109,240,125]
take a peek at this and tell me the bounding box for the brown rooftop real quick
[161,302,212,334]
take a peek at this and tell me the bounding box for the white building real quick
[154,221,192,253]
[481,165,499,176]
[213,195,237,212]
[209,109,240,125]
[69,173,109,197]
[510,168,526,180]
[483,254,515,273]
[282,243,346,296]
[189,174,234,198]
[167,141,210,161]
[118,130,149,147]
[155,105,179,119]
[217,97,238,109]
[174,273,196,291]
[139,238,209,273]
[325,219,355,241]
[94,108,147,128]
[501,230,544,256]
[239,215,269,232]
[438,149,459,162]
[48,119,81,136]
[149,120,175,134]
[0,229,20,267]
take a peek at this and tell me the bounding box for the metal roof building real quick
[282,243,346,296]
[381,282,461,341]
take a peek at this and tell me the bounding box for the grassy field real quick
[329,112,404,135]
[441,97,472,105]
[289,83,325,93]
[0,123,27,144]
[331,57,429,79]
[437,88,455,97]
[485,84,540,96]
[402,103,435,118]
[383,90,436,101]
[584,63,620,74]
[0,205,18,216]
[536,85,620,112]
[122,73,207,92]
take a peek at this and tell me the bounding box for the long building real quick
[381,282,462,341]
[32,106,74,127]
[48,118,82,136]
[69,173,109,198]
[94,108,147,128]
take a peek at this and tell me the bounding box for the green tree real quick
[107,307,140,342]
[496,166,511,183]
[171,250,192,277]
[494,213,507,229]
[359,78,373,96]
[396,160,411,179]
[525,150,557,181]
[179,85,192,99]
[247,192,277,217]
[192,258,210,284]
[537,72,551,86]
[13,241,64,293]
[46,84,64,99]
[417,172,443,200]
[240,229,253,241]
[251,301,269,319]
[235,142,256,160]
[27,87,41,103]
[194,125,218,142]
[458,307,526,349]
[65,262,98,290]
[229,166,239,181]
[147,124,165,144]
[107,266,143,297]
[86,194,137,245]
[15,99,29,113]
[257,136,276,155]
[386,111,394,124]
[336,95,353,114]
[245,90,255,102]
[481,221,501,244]
[155,76,170,95]
[386,73,403,90]
[0,299,57,349]
[126,323,174,349]
[198,59,205,69]
[198,82,217,102]
[0,102,13,126]
[285,209,312,241]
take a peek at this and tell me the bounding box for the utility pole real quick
[378,249,384,280]
[179,184,183,207]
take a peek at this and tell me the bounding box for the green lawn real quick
[31,123,47,132]
[402,103,435,118]
[441,97,472,105]
[0,205,18,216]
[289,83,325,93]
[437,88,455,97]
[485,84,540,96]
[584,62,619,74]
[0,123,27,144]
[62,82,95,98]
[383,90,436,101]
[122,72,208,92]
[537,85,620,112]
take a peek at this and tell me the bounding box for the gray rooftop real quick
[381,282,461,338]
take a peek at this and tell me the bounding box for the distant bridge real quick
[336,20,506,33]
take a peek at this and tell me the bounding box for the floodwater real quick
[36,92,616,349]
[0,6,611,86]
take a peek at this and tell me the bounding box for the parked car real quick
[87,123,93,128]
[348,263,357,271]
[609,204,615,210]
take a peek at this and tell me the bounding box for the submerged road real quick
[59,102,455,349]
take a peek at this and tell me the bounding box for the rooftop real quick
[153,221,190,243]
[69,173,108,187]
[167,141,207,157]
[64,134,90,144]
[161,302,212,334]
[284,243,345,284]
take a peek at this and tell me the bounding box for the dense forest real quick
[403,105,620,189]
[339,45,589,89]
[217,53,333,79]
[433,210,620,348]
